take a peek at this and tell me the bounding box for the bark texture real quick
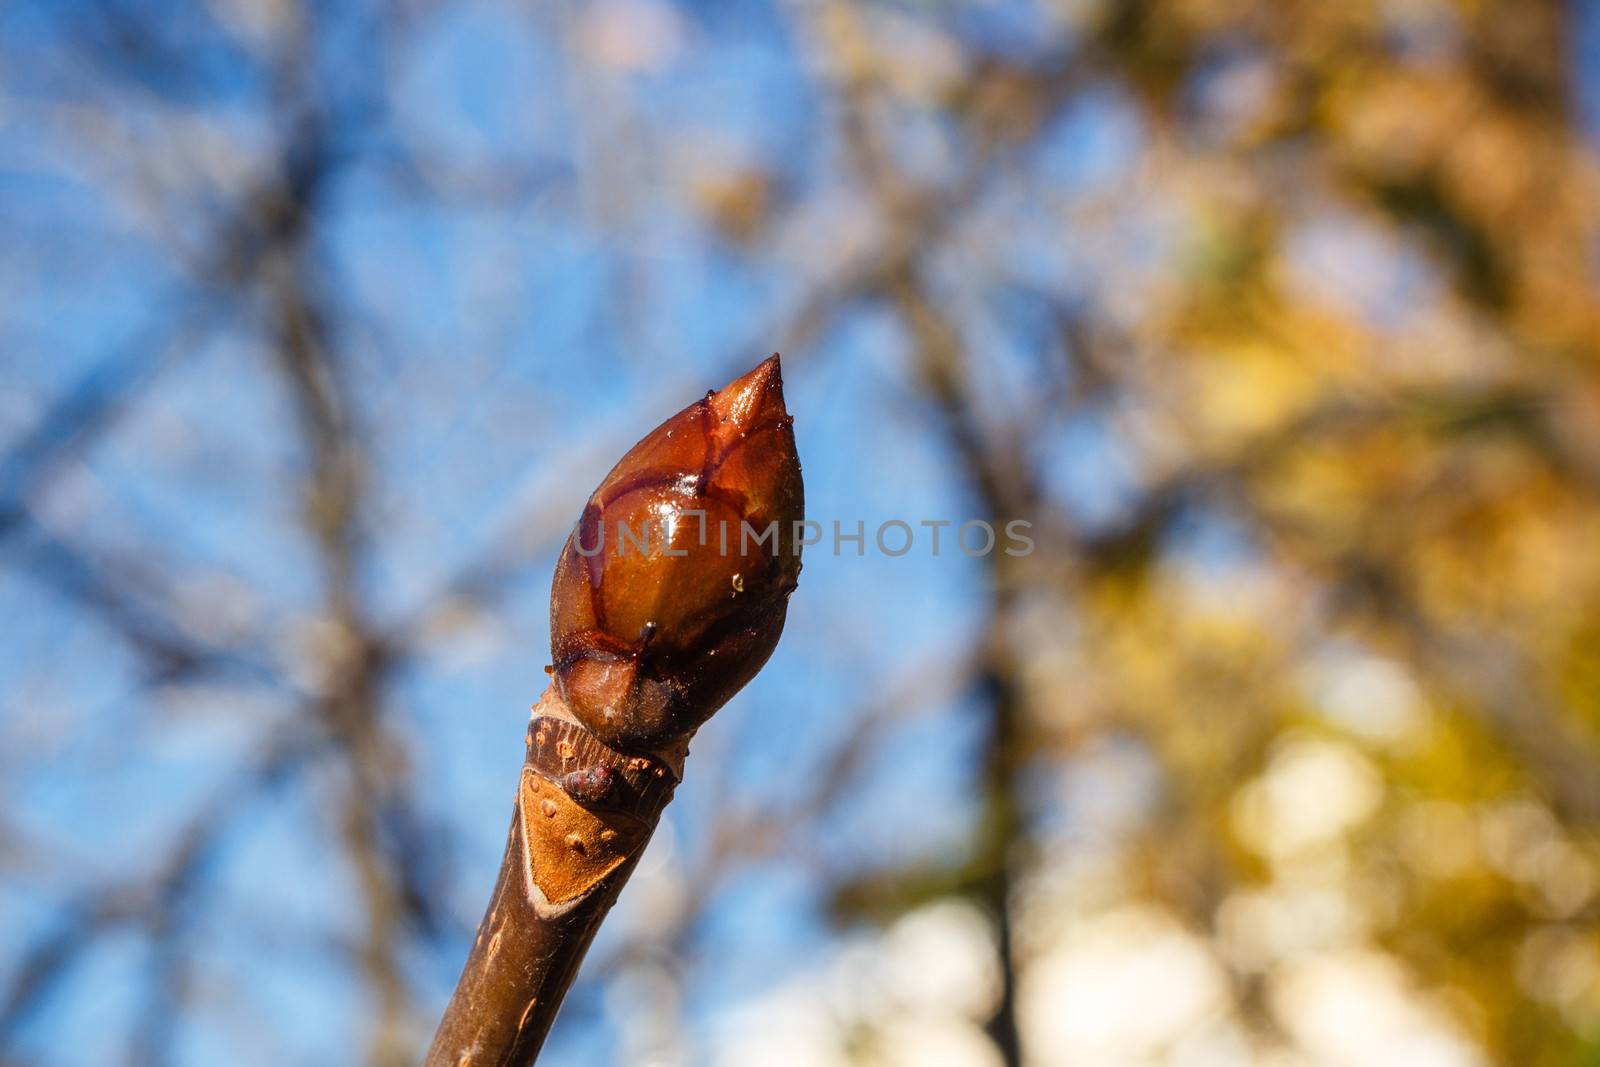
[424,688,679,1067]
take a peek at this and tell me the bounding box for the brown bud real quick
[557,764,614,806]
[550,354,804,753]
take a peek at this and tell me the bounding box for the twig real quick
[425,355,804,1066]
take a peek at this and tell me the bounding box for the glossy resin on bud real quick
[550,355,804,753]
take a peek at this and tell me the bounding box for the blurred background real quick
[4,1,1600,1065]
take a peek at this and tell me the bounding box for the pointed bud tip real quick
[710,354,787,429]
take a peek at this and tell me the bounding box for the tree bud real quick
[550,355,804,752]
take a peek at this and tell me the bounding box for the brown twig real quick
[423,689,678,1065]
[425,355,804,1066]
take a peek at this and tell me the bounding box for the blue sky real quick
[0,4,1030,1063]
